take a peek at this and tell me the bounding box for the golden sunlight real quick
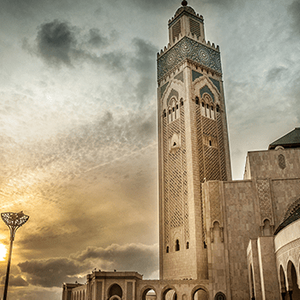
[0,244,7,261]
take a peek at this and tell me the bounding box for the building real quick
[62,2,300,300]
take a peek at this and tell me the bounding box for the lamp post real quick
[1,211,29,300]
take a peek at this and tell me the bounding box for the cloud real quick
[265,66,288,82]
[36,20,77,66]
[72,243,158,276]
[130,38,157,104]
[31,19,120,68]
[1,274,29,287]
[288,0,300,34]
[18,257,91,287]
[129,0,174,10]
[88,28,109,47]
[18,243,158,287]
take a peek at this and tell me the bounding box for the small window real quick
[195,97,199,105]
[176,104,178,109]
[216,105,220,112]
[186,242,189,249]
[163,110,166,117]
[207,104,209,109]
[211,106,213,110]
[166,246,169,253]
[202,102,204,107]
[169,110,171,114]
[172,107,175,112]
[181,101,184,106]
[203,241,207,249]
[175,239,180,251]
[209,140,212,146]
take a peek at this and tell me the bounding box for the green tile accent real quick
[174,71,184,82]
[200,85,214,102]
[209,77,220,91]
[161,82,169,97]
[192,70,203,81]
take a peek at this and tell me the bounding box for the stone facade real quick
[62,2,300,300]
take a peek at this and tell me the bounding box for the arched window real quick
[143,289,157,300]
[279,265,287,297]
[166,246,169,253]
[193,289,209,300]
[175,239,180,251]
[108,284,122,299]
[186,242,189,249]
[263,219,271,236]
[287,261,300,298]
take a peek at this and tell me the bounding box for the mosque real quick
[62,2,300,299]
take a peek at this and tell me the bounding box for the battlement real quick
[168,13,203,25]
[157,33,219,59]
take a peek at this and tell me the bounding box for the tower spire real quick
[181,0,188,6]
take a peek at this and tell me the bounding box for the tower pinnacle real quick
[181,0,188,6]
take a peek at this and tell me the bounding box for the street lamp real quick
[1,211,29,300]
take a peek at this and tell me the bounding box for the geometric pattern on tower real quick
[256,179,274,225]
[167,89,179,106]
[192,70,203,81]
[157,37,222,80]
[174,71,184,82]
[163,105,189,247]
[209,77,220,92]
[200,85,215,102]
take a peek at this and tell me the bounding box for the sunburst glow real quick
[0,244,7,261]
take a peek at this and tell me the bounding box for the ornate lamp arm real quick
[1,211,29,300]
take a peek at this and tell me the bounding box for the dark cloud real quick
[32,20,120,68]
[88,28,108,47]
[131,38,157,103]
[72,243,158,277]
[18,258,90,287]
[130,0,174,10]
[36,20,76,66]
[288,0,300,34]
[18,243,158,287]
[100,51,127,71]
[265,66,288,82]
[1,274,29,287]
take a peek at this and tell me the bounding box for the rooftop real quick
[269,127,300,150]
[274,197,300,235]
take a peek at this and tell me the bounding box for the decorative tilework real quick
[174,71,184,82]
[200,85,215,102]
[189,18,201,38]
[209,77,221,92]
[278,154,286,169]
[161,82,169,97]
[169,10,203,27]
[172,20,181,42]
[256,179,274,225]
[157,37,222,80]
[167,89,179,106]
[192,70,203,81]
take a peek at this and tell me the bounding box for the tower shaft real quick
[157,3,231,280]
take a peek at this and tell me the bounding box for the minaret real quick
[157,1,231,280]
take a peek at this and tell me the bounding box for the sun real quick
[0,244,7,261]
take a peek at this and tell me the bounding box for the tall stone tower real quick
[157,1,231,281]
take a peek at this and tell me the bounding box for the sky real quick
[0,0,299,299]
